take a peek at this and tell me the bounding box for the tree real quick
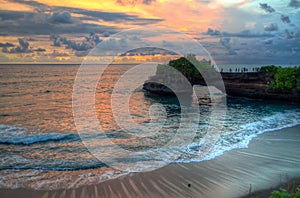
[260,65,300,90]
[157,54,212,84]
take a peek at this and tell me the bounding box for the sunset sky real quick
[0,0,299,64]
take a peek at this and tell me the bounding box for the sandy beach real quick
[0,125,299,198]
[1,0,300,197]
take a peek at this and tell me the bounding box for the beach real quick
[1,0,300,197]
[1,125,299,198]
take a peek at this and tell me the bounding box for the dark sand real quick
[1,125,300,198]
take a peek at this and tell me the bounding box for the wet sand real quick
[1,125,300,198]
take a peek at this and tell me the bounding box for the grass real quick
[244,178,300,198]
[270,188,300,198]
[260,65,300,90]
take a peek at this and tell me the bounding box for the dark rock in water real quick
[143,81,193,96]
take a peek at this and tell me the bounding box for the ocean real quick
[0,64,299,190]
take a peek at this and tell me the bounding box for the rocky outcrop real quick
[143,72,300,103]
[221,72,300,103]
[193,85,226,104]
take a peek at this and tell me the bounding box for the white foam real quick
[1,109,299,190]
[0,124,75,145]
[182,110,300,163]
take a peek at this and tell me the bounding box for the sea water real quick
[0,64,299,190]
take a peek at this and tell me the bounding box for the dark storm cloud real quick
[289,0,300,8]
[0,42,15,47]
[11,0,50,11]
[50,34,59,40]
[205,28,222,36]
[259,3,275,13]
[219,37,237,55]
[2,38,31,53]
[13,0,162,24]
[285,29,300,39]
[48,11,73,24]
[23,0,161,24]
[204,28,274,38]
[102,32,110,37]
[86,32,102,44]
[0,0,162,35]
[204,29,300,64]
[0,10,35,21]
[264,23,278,32]
[50,34,61,46]
[0,10,119,35]
[59,37,92,51]
[210,36,300,64]
[64,7,163,25]
[281,15,291,23]
[285,30,292,39]
[18,38,29,49]
[220,37,231,48]
[52,39,61,47]
[50,33,102,53]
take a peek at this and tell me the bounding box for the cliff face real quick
[143,72,300,103]
[221,72,300,103]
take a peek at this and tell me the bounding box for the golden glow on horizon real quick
[0,34,180,64]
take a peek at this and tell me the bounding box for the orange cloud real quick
[3,0,222,34]
[0,0,226,63]
[142,0,222,33]
[0,0,33,11]
[33,0,154,18]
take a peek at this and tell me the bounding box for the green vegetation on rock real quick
[260,65,300,90]
[270,188,300,198]
[156,54,214,84]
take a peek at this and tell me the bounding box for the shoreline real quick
[1,125,300,198]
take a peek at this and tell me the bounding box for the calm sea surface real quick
[0,64,299,190]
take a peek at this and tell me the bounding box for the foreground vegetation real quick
[260,65,300,90]
[270,188,300,198]
[247,179,300,198]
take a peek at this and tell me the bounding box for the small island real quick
[143,55,300,103]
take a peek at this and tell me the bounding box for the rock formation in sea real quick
[143,56,300,103]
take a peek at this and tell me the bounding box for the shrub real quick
[260,65,280,73]
[270,187,300,198]
[261,66,300,90]
[156,54,214,84]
